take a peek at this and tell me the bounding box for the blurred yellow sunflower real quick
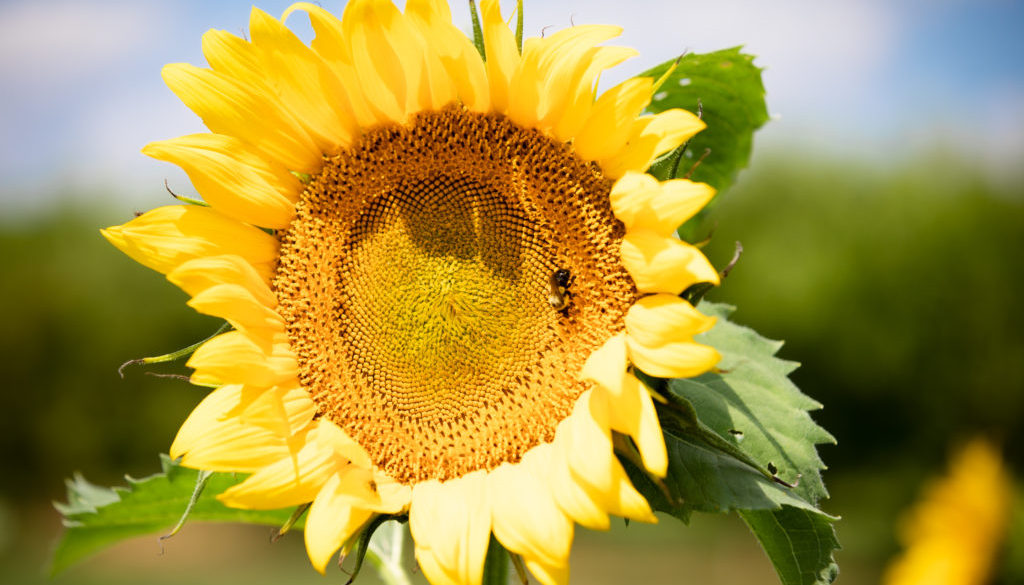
[883,439,1013,585]
[102,1,721,583]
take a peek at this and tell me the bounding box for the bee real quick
[547,268,572,312]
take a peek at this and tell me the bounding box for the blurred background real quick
[1,0,1022,583]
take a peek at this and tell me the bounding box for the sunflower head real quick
[102,1,722,583]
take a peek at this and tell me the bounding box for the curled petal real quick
[620,230,720,294]
[610,171,715,235]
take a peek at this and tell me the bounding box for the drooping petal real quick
[219,420,343,509]
[410,472,491,585]
[581,335,669,477]
[546,387,656,529]
[170,385,296,472]
[101,206,278,280]
[143,134,299,229]
[620,229,720,294]
[489,448,574,569]
[304,473,375,574]
[610,171,715,235]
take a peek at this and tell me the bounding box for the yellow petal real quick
[410,472,491,585]
[480,0,519,114]
[580,333,629,396]
[406,0,489,112]
[227,382,316,439]
[341,0,425,123]
[489,448,574,568]
[170,385,297,473]
[187,283,285,335]
[525,558,570,585]
[219,420,342,509]
[626,335,721,379]
[285,2,379,128]
[558,388,657,518]
[624,374,668,476]
[161,63,320,173]
[624,293,717,347]
[202,28,264,80]
[546,432,610,531]
[582,337,671,479]
[187,331,297,387]
[143,134,299,229]
[516,25,622,131]
[101,205,278,280]
[248,7,358,152]
[551,45,637,143]
[600,109,706,179]
[620,229,720,294]
[311,419,375,470]
[609,171,715,235]
[304,473,375,574]
[167,254,276,306]
[573,77,652,162]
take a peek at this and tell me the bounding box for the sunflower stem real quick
[482,534,512,585]
[468,0,486,60]
[365,520,413,585]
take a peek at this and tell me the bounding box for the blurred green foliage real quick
[0,208,216,503]
[700,156,1024,471]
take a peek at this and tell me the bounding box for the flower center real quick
[275,106,637,484]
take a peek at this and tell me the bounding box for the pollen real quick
[274,106,638,484]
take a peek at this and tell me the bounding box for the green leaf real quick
[739,507,840,585]
[668,302,835,505]
[51,455,297,575]
[623,430,824,523]
[628,302,838,584]
[639,47,768,240]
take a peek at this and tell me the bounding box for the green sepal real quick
[482,534,511,585]
[468,0,485,60]
[344,514,398,585]
[118,322,230,378]
[159,468,212,545]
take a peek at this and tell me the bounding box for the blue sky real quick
[1,0,1021,219]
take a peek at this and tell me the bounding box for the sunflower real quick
[102,1,721,583]
[882,439,1013,585]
